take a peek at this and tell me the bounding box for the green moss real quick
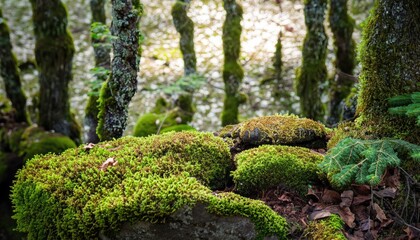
[161,124,196,133]
[237,114,327,146]
[18,126,76,160]
[304,214,346,240]
[295,0,328,121]
[232,145,324,196]
[357,0,420,144]
[133,112,178,137]
[9,132,289,239]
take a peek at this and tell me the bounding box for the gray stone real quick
[99,203,270,240]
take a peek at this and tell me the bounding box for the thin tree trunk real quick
[171,0,196,123]
[97,0,141,141]
[0,9,30,124]
[84,0,111,143]
[30,0,81,144]
[221,0,245,126]
[295,0,328,121]
[327,0,356,125]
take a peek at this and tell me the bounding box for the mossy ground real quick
[304,214,346,240]
[11,131,288,239]
[232,145,324,196]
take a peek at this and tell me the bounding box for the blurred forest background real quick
[0,0,373,137]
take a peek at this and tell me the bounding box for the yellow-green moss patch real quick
[11,131,288,239]
[304,214,346,240]
[232,145,324,196]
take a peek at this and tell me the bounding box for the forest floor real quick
[0,0,372,135]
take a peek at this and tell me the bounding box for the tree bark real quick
[221,0,245,126]
[0,9,30,124]
[30,0,81,144]
[171,0,196,123]
[295,0,328,122]
[97,0,140,141]
[357,0,420,144]
[327,0,356,125]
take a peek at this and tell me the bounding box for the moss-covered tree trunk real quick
[357,0,420,143]
[171,0,196,123]
[97,0,141,141]
[84,0,111,143]
[30,0,81,144]
[0,9,30,124]
[296,0,328,122]
[221,0,245,126]
[327,0,356,125]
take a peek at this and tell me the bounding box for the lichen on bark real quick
[327,0,356,125]
[0,9,30,124]
[97,0,141,141]
[357,0,420,144]
[295,0,328,122]
[84,0,111,143]
[171,0,196,123]
[29,0,81,144]
[221,0,245,126]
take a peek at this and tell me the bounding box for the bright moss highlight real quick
[304,214,346,240]
[133,112,178,137]
[160,124,196,133]
[11,131,288,239]
[232,145,324,196]
[357,0,420,144]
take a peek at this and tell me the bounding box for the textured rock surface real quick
[99,203,270,240]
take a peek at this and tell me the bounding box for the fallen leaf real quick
[278,193,292,203]
[321,189,341,204]
[83,143,95,151]
[352,195,371,205]
[404,226,420,240]
[325,205,355,228]
[340,190,354,208]
[373,203,387,222]
[309,210,331,220]
[99,157,118,171]
[352,184,371,195]
[374,187,397,199]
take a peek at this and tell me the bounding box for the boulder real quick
[216,115,328,152]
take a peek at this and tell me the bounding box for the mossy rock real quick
[18,126,77,160]
[133,113,178,137]
[232,145,324,196]
[304,215,346,240]
[217,115,328,151]
[11,132,288,239]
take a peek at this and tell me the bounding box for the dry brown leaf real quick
[352,184,371,195]
[373,203,387,222]
[404,226,420,240]
[340,190,354,208]
[309,210,332,221]
[99,157,118,171]
[321,189,341,204]
[325,205,355,228]
[374,187,397,199]
[353,195,371,205]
